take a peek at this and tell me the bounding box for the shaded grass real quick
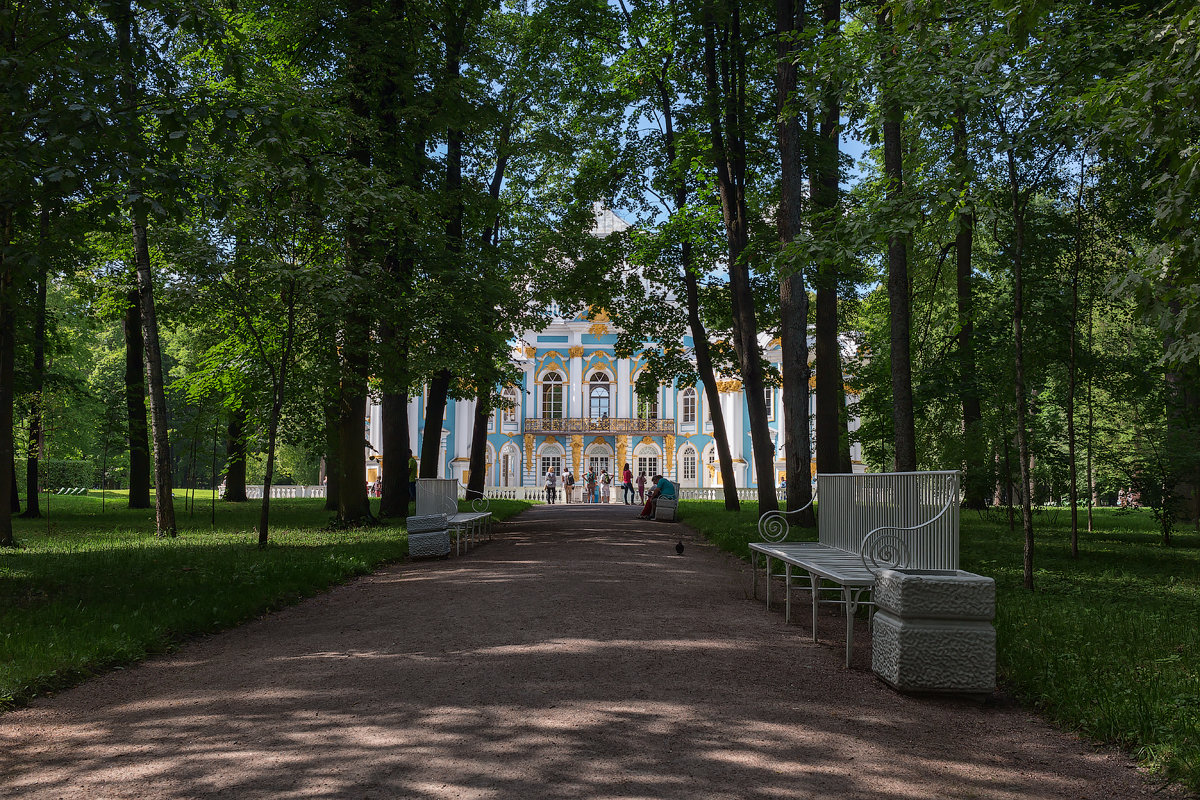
[680,500,1200,793]
[0,494,530,711]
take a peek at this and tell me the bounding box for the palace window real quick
[681,388,697,425]
[637,388,659,419]
[589,372,610,419]
[501,387,519,424]
[681,446,698,481]
[542,372,564,419]
[764,385,775,421]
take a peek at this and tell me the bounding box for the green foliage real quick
[680,500,1200,792]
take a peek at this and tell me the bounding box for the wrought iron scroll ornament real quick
[858,472,959,576]
[755,496,816,543]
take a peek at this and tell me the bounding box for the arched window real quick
[681,387,697,425]
[588,372,610,419]
[681,445,698,482]
[542,371,564,419]
[501,386,519,424]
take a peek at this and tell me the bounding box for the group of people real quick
[544,462,648,505]
[543,462,677,518]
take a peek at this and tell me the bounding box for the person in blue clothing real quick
[637,474,676,519]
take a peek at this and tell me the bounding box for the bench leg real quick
[765,556,772,609]
[785,564,792,623]
[843,587,868,669]
[810,573,821,642]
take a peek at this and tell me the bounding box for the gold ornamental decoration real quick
[588,323,608,337]
[639,436,654,446]
[568,345,585,358]
[716,379,743,393]
[524,346,536,358]
[544,435,558,445]
[665,434,675,475]
[524,433,534,471]
[572,434,583,475]
[616,435,629,471]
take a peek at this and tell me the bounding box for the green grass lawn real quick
[680,500,1200,792]
[0,493,530,711]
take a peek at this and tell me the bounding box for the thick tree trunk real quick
[814,289,840,472]
[379,389,410,517]
[124,292,151,507]
[703,0,777,512]
[223,406,248,502]
[879,2,916,472]
[420,369,452,478]
[954,105,985,508]
[335,335,372,523]
[776,0,814,520]
[322,344,340,512]
[465,393,490,499]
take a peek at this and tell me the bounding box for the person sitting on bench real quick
[638,474,676,519]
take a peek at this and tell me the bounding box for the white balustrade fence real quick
[245,485,327,499]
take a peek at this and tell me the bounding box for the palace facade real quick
[365,311,864,490]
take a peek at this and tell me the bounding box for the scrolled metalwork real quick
[471,495,490,513]
[860,528,912,576]
[757,511,791,542]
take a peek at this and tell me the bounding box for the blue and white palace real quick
[365,210,863,490]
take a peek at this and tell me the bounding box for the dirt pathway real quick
[0,504,1175,799]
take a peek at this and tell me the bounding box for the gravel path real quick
[0,504,1180,799]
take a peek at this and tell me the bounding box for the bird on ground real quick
[675,540,685,555]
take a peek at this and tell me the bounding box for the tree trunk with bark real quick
[420,369,452,478]
[1067,158,1084,557]
[776,0,814,520]
[465,393,490,499]
[223,406,248,502]
[22,206,49,517]
[702,0,777,512]
[1007,148,1035,590]
[879,1,916,472]
[379,388,410,517]
[124,291,151,508]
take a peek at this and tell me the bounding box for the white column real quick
[617,356,631,418]
[570,352,583,417]
[455,399,472,458]
[726,391,743,460]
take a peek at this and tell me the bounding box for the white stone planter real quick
[872,569,996,694]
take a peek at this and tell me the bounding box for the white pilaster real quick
[570,352,583,417]
[617,356,631,418]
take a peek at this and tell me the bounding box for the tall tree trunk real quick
[811,0,841,478]
[420,369,452,478]
[323,400,340,512]
[465,393,490,499]
[1007,148,1035,590]
[879,1,916,472]
[223,406,248,502]
[1067,157,1085,557]
[703,0,777,512]
[0,207,16,544]
[335,333,372,522]
[953,103,985,508]
[22,205,49,517]
[776,0,814,520]
[124,291,151,508]
[132,215,176,537]
[257,281,297,546]
[379,388,410,517]
[1086,283,1095,532]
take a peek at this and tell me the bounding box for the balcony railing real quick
[523,417,676,435]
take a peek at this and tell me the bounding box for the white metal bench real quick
[415,478,492,555]
[750,471,960,667]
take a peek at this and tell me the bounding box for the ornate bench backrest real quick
[818,471,960,571]
[416,478,460,518]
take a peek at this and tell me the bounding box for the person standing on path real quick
[636,471,646,503]
[600,470,613,503]
[621,463,634,505]
[562,468,574,504]
[585,468,596,504]
[544,469,557,504]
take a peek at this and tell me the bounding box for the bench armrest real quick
[457,483,490,514]
[756,496,816,543]
[859,489,957,576]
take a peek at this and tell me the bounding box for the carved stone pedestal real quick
[872,569,996,695]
